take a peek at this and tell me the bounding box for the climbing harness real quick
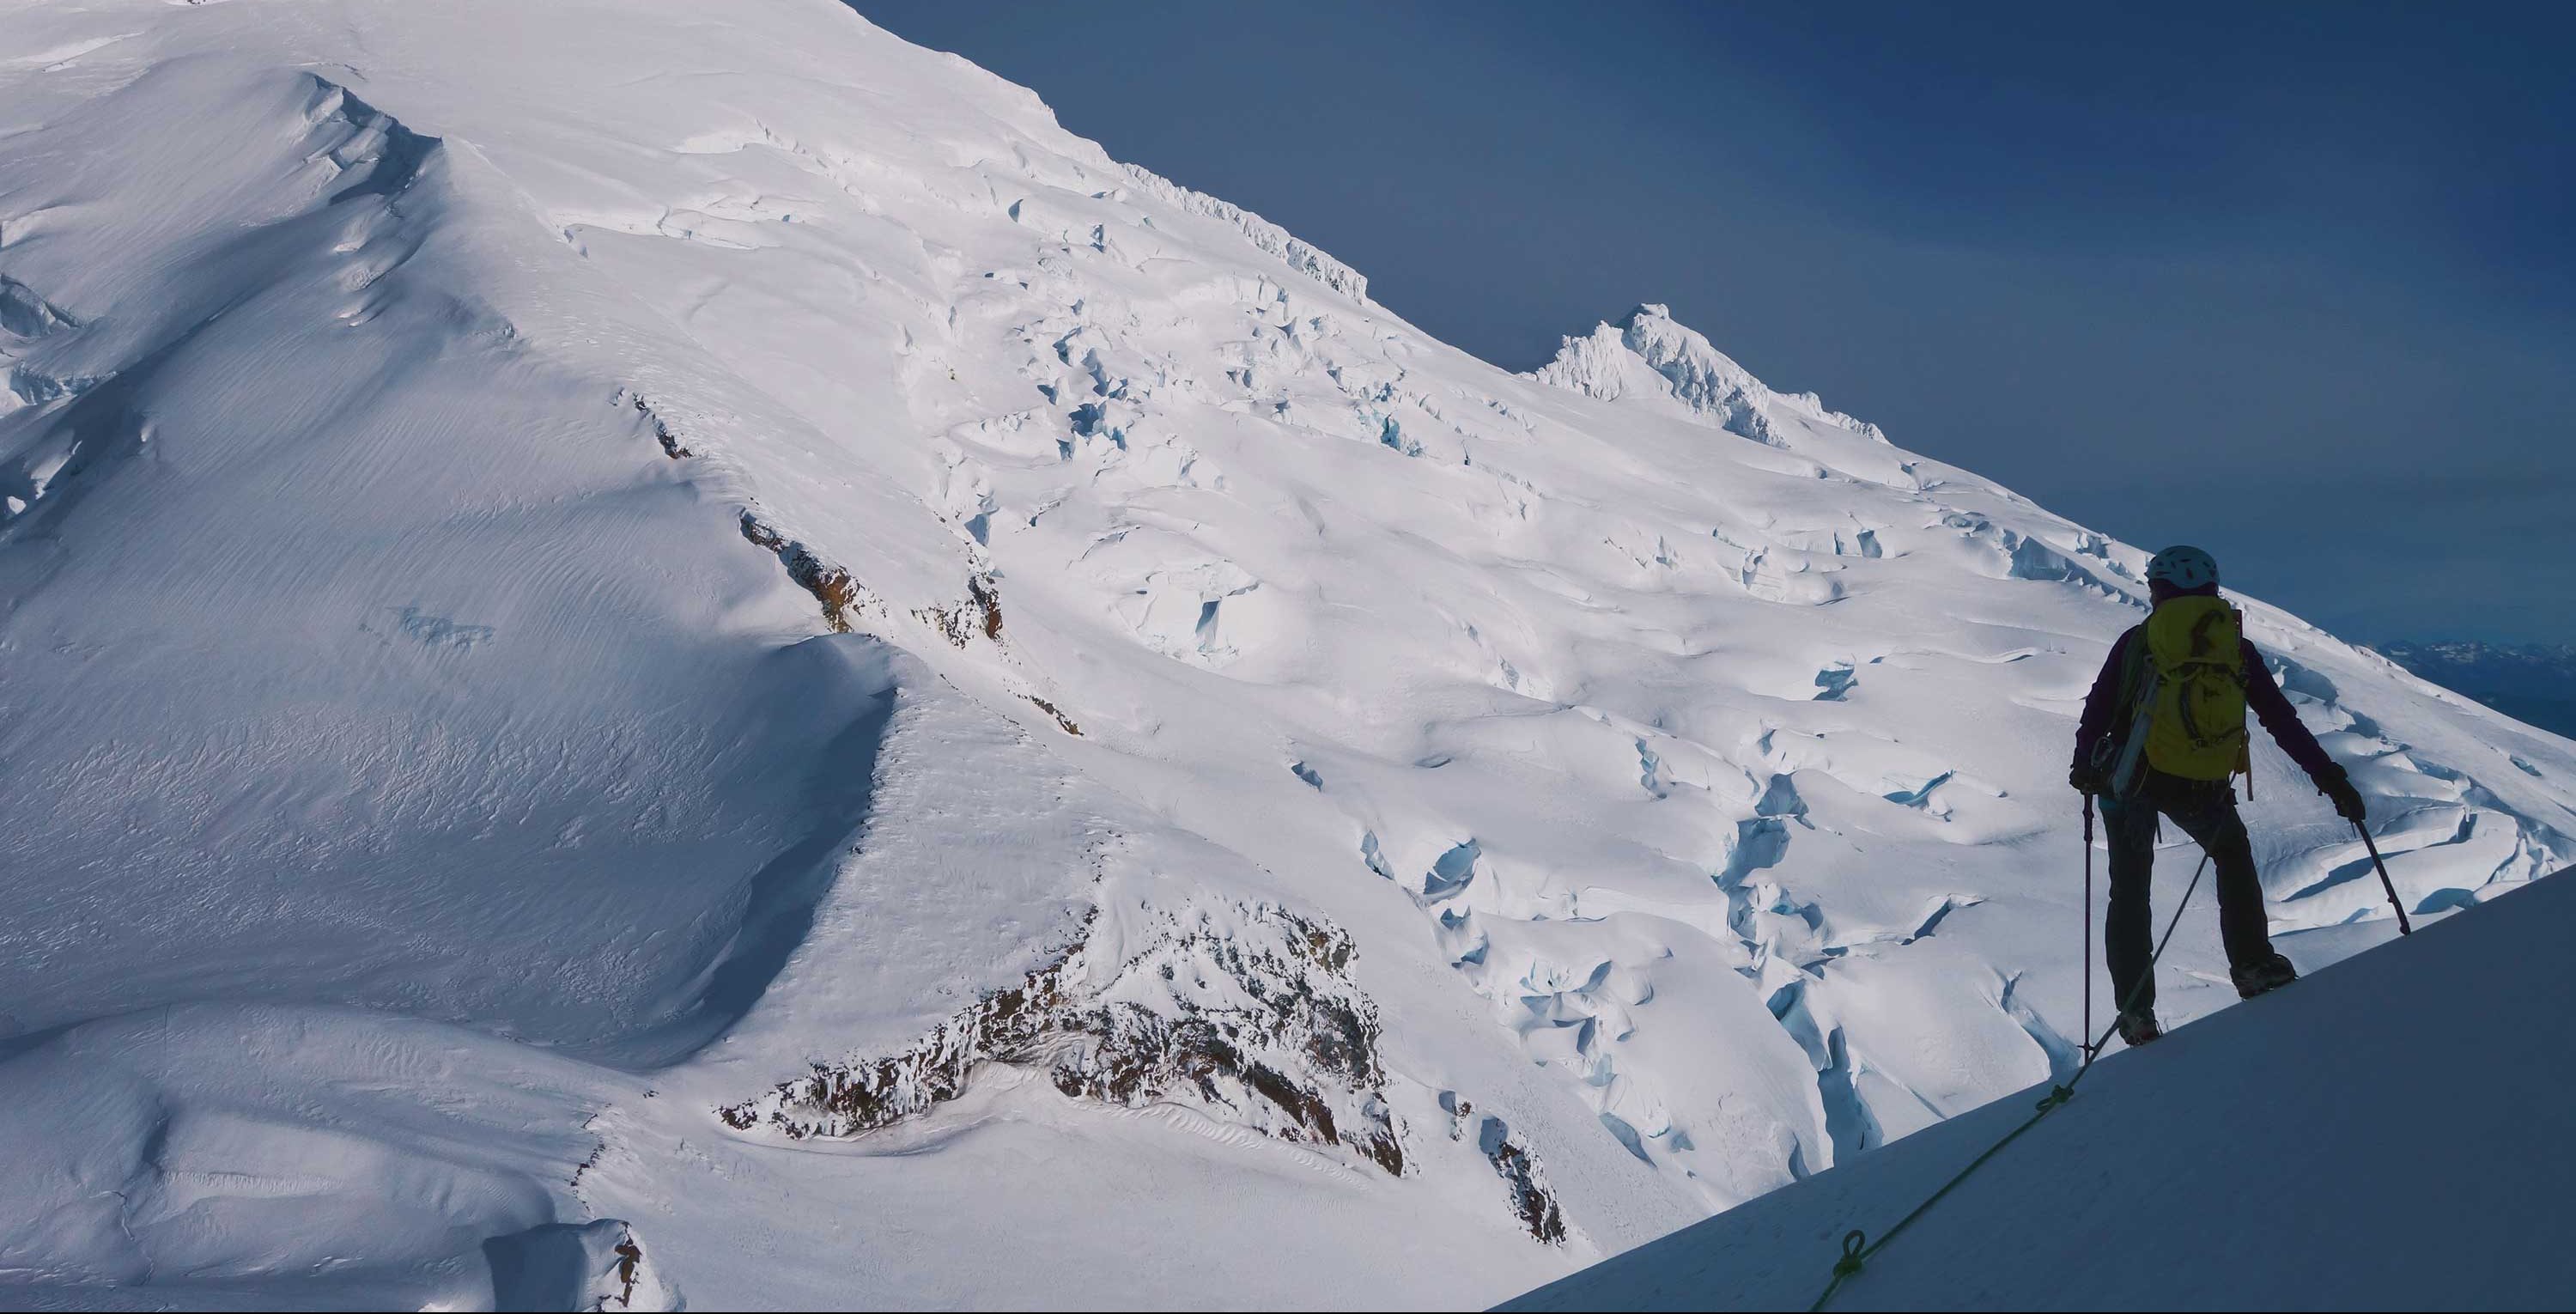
[2355,822,2414,936]
[1807,844,2210,1312]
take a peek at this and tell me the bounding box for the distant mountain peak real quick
[1528,303,1886,445]
[2379,641,2576,739]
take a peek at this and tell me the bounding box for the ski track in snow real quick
[0,2,2570,1309]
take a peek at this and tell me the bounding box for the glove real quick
[2070,763,2109,797]
[2317,765,2367,824]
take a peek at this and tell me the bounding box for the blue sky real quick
[852,2,2573,645]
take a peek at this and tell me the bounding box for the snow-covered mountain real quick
[2,3,2569,1308]
[2381,641,2576,739]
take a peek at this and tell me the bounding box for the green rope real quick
[1807,851,2209,1312]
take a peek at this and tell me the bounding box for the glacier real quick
[0,1,2568,1308]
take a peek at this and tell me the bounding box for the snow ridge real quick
[1532,303,1889,445]
[1121,161,1371,301]
[1506,870,2576,1310]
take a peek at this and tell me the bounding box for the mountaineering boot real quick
[2116,1008,2162,1048]
[2231,952,2298,999]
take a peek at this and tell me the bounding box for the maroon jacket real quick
[2071,626,2339,783]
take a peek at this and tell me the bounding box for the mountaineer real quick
[2069,545,2368,1046]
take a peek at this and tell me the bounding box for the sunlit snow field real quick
[1,2,2569,1308]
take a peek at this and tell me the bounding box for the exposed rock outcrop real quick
[720,897,1406,1175]
[739,509,866,632]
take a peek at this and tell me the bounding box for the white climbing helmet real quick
[2147,544,2221,592]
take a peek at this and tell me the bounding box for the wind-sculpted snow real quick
[1,2,2571,1309]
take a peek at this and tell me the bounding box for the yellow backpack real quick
[2139,595,2251,782]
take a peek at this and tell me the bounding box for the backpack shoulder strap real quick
[2113,626,2148,708]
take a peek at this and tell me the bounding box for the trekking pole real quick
[2081,795,2095,1057]
[2354,822,2414,936]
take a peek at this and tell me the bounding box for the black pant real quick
[2099,770,2275,1015]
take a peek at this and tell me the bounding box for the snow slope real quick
[2,1,2572,1308]
[1502,867,2576,1311]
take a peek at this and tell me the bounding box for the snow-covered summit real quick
[1,3,2569,1309]
[1532,302,1888,447]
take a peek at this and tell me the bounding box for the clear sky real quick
[851,1,2573,646]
